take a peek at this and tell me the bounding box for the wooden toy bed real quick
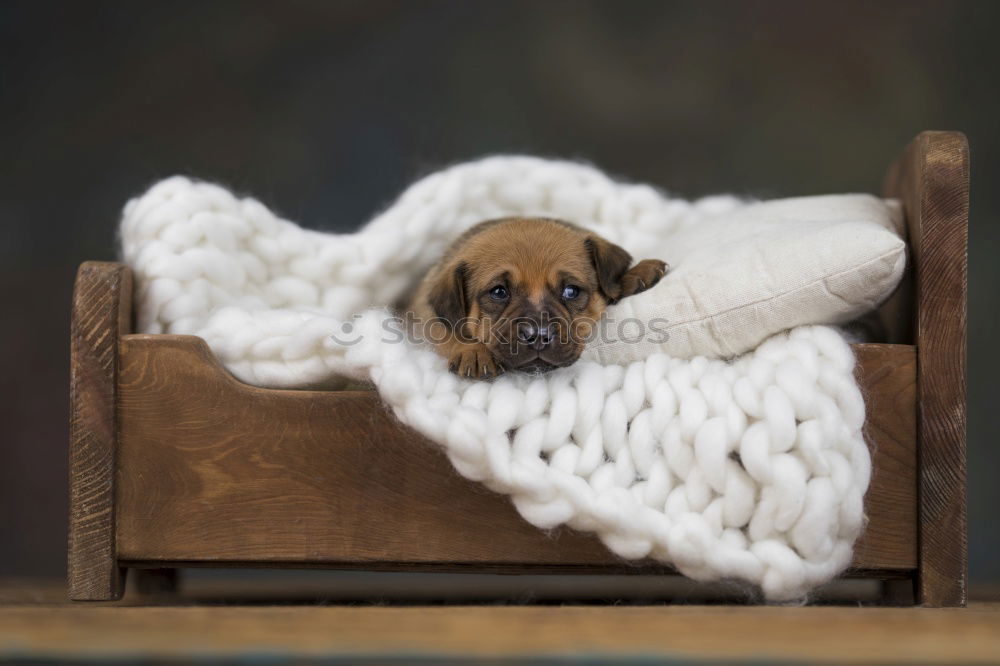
[68,131,968,606]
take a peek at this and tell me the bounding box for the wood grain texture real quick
[852,344,917,571]
[3,603,1000,664]
[116,334,917,573]
[68,262,132,601]
[883,131,969,606]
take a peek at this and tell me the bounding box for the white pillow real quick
[583,194,906,364]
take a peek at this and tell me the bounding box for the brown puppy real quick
[406,217,667,378]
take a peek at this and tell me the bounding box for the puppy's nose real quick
[517,321,554,350]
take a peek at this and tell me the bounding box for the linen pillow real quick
[583,194,905,364]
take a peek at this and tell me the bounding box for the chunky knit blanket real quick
[120,158,871,601]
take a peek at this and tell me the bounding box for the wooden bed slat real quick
[116,334,917,573]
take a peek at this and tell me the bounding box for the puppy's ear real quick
[586,236,633,303]
[427,261,468,327]
[586,236,668,304]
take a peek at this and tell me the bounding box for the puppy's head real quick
[427,218,667,373]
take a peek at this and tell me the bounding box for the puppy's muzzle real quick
[516,320,555,351]
[499,311,579,372]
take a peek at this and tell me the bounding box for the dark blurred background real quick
[2,0,997,587]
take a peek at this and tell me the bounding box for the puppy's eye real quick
[489,285,509,301]
[562,285,581,300]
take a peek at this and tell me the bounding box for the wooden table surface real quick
[2,580,999,664]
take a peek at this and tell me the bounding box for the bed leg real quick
[68,262,132,601]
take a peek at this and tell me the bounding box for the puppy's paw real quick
[448,343,504,379]
[620,259,668,299]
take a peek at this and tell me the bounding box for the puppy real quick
[406,217,667,377]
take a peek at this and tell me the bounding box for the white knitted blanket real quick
[120,158,871,601]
